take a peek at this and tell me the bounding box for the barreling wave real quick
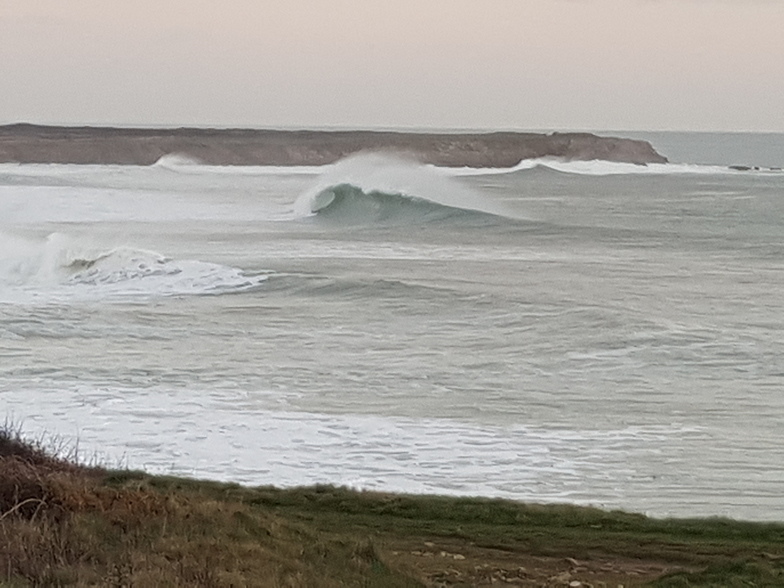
[293,153,513,225]
[302,183,508,225]
[0,232,268,304]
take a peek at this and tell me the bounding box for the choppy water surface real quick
[1,138,783,521]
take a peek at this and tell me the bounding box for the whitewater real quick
[1,133,783,521]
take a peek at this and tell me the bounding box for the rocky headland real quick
[0,124,667,166]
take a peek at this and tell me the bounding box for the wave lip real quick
[294,153,512,224]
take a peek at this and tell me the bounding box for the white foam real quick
[0,231,268,304]
[439,158,784,177]
[150,155,327,176]
[66,250,269,299]
[533,160,738,176]
[2,158,779,181]
[2,382,706,512]
[152,152,205,168]
[0,161,327,177]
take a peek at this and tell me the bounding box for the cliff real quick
[0,124,667,166]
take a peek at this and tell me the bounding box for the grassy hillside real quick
[1,425,782,587]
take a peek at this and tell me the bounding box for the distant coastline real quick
[0,124,667,167]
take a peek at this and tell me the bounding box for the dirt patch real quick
[384,538,682,587]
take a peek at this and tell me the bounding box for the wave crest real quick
[152,153,205,169]
[311,183,502,224]
[294,153,510,223]
[447,158,784,177]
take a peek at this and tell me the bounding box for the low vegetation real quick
[1,423,783,587]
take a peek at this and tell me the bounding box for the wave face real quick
[294,153,511,224]
[0,232,268,303]
[306,183,506,225]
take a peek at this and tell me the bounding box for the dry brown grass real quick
[1,424,783,587]
[0,425,417,586]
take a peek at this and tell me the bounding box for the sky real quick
[1,0,783,132]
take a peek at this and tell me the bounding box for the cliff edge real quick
[0,125,667,166]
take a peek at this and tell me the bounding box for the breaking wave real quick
[294,153,512,224]
[151,152,205,169]
[0,232,268,304]
[150,153,325,176]
[303,183,508,225]
[445,159,784,177]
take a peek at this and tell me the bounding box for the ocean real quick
[1,132,782,521]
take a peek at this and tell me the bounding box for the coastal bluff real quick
[0,124,667,167]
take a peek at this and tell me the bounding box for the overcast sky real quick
[2,0,783,131]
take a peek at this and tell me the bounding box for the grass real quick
[1,424,783,587]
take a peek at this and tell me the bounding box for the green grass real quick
[653,559,784,587]
[2,425,784,587]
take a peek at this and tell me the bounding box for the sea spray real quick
[0,231,83,287]
[0,231,269,303]
[294,153,510,218]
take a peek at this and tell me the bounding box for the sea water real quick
[1,132,783,521]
